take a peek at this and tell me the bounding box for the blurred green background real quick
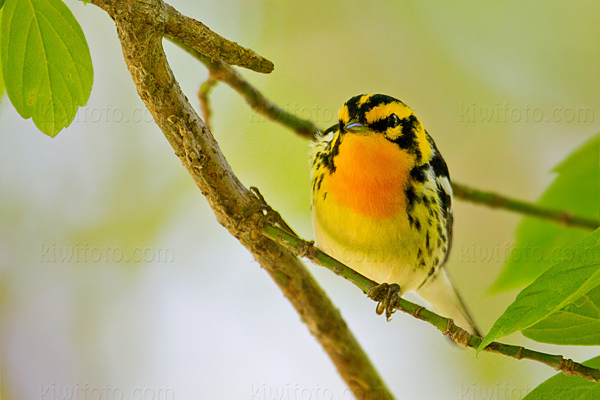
[1,0,599,399]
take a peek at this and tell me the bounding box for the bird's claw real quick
[367,283,401,321]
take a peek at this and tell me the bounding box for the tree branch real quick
[262,224,600,383]
[90,1,392,398]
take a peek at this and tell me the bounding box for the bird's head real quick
[333,94,432,165]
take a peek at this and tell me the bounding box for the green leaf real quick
[0,9,4,101]
[478,228,600,352]
[0,55,4,101]
[523,283,600,345]
[490,134,600,293]
[523,355,600,400]
[1,0,93,137]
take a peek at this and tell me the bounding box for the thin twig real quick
[452,182,599,230]
[198,74,218,131]
[261,223,600,383]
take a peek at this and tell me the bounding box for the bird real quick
[310,94,480,336]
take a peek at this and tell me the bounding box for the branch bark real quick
[90,1,392,398]
[163,3,273,73]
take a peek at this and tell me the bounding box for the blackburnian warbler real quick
[311,94,480,336]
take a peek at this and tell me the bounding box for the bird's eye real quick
[388,114,401,128]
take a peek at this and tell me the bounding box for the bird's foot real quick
[367,283,402,321]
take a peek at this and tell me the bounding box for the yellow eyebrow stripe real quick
[364,102,412,124]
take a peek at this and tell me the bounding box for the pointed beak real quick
[344,120,368,134]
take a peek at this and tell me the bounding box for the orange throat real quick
[326,133,414,219]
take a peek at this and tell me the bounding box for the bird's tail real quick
[416,268,481,337]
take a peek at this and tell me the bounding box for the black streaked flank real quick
[409,164,428,183]
[437,224,445,239]
[314,174,324,192]
[405,185,417,210]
